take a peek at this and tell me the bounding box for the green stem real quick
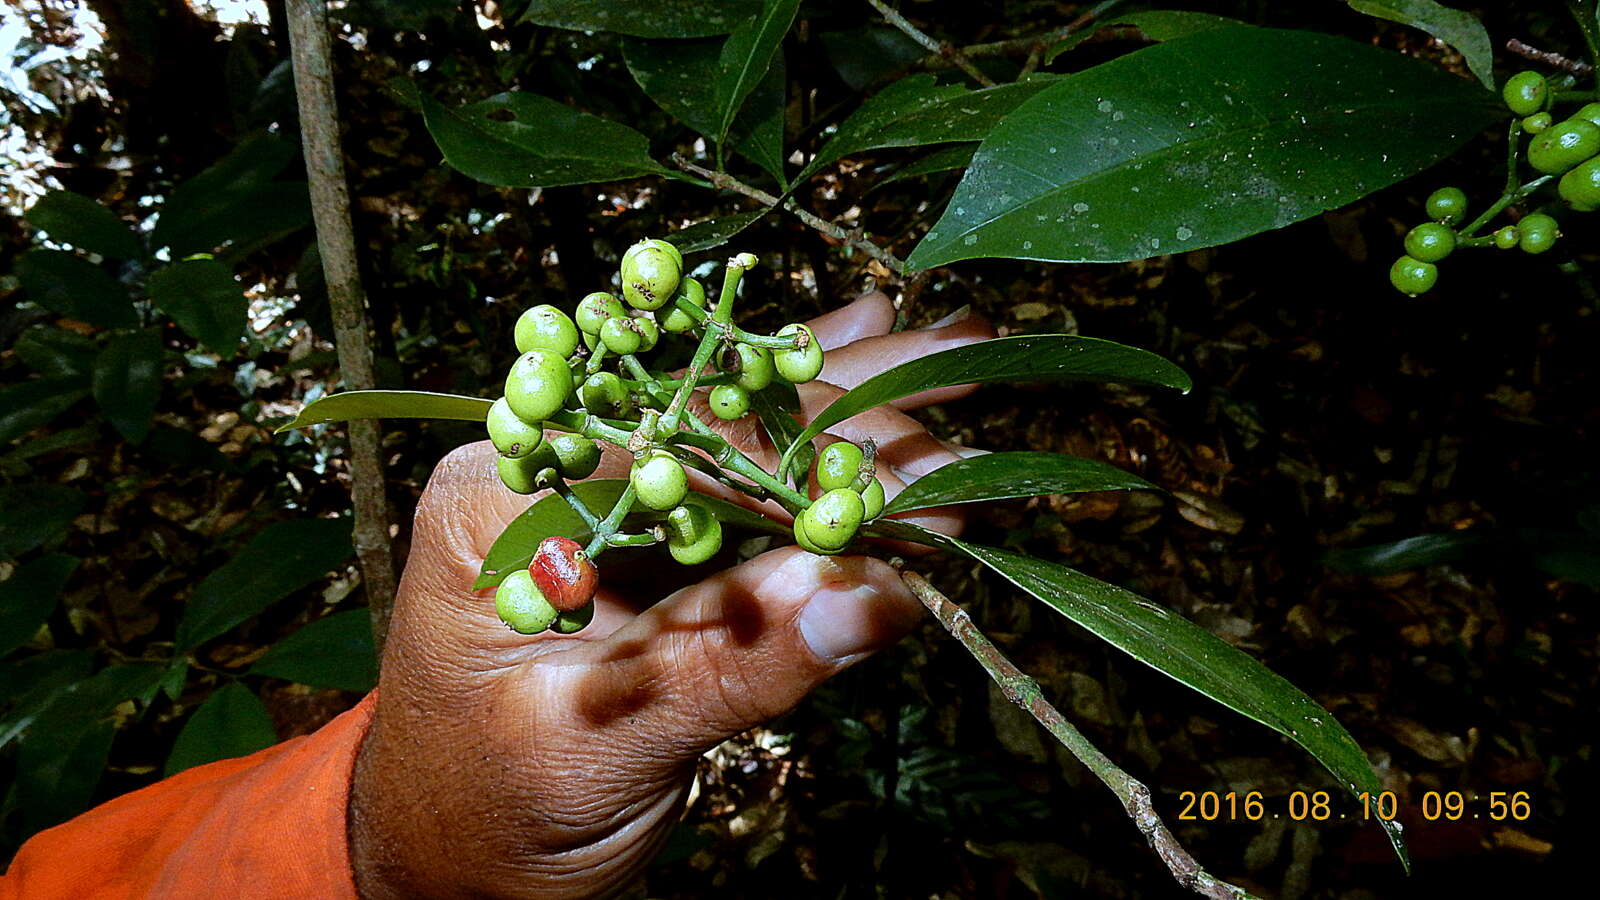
[1461,175,1553,238]
[585,343,611,375]
[680,410,809,511]
[659,260,750,432]
[605,528,664,548]
[543,474,600,530]
[584,482,638,557]
[546,410,634,447]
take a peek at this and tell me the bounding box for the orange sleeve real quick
[1,692,376,900]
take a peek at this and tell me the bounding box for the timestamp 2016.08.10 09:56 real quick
[1172,790,1534,823]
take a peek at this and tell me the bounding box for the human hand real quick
[348,295,996,899]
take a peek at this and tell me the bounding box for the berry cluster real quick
[1390,70,1598,296]
[485,239,885,635]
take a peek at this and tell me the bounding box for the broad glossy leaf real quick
[24,191,142,259]
[1347,1,1493,89]
[907,27,1501,269]
[12,325,96,379]
[14,250,137,328]
[0,379,88,447]
[153,135,310,256]
[663,209,769,253]
[711,0,798,150]
[175,519,354,651]
[0,554,79,659]
[250,609,378,692]
[420,90,668,188]
[520,0,761,38]
[3,662,163,751]
[882,452,1158,516]
[92,329,163,444]
[165,682,278,776]
[875,144,977,190]
[0,484,87,559]
[780,335,1191,471]
[871,519,1408,869]
[147,258,247,352]
[276,389,492,432]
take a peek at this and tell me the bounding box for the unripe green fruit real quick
[800,488,866,552]
[666,501,723,565]
[1425,187,1467,223]
[1403,223,1456,264]
[1572,102,1600,130]
[661,277,706,333]
[580,371,629,415]
[1527,118,1600,175]
[773,324,824,384]
[599,316,642,354]
[552,602,594,634]
[1559,156,1600,211]
[860,476,885,520]
[1518,213,1559,254]
[487,396,544,458]
[709,383,751,420]
[621,247,681,311]
[497,453,551,494]
[1389,256,1437,296]
[545,433,602,479]
[495,569,559,634]
[623,238,683,273]
[816,441,864,491]
[722,342,774,392]
[576,293,625,335]
[1522,112,1553,134]
[1503,71,1548,116]
[505,349,574,425]
[514,304,579,357]
[631,450,688,510]
[633,316,660,352]
[1494,226,1520,249]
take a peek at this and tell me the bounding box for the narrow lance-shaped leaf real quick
[874,144,978,191]
[1346,1,1494,89]
[0,554,79,659]
[663,209,769,253]
[276,390,493,432]
[520,0,762,38]
[24,191,142,259]
[882,451,1158,516]
[92,329,164,445]
[14,250,138,329]
[712,0,799,152]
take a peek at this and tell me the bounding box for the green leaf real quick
[420,89,668,189]
[147,258,248,352]
[250,609,378,693]
[1044,12,1249,66]
[749,379,810,469]
[519,0,762,38]
[882,452,1158,516]
[663,209,769,253]
[907,27,1501,270]
[152,134,311,256]
[24,191,142,259]
[275,389,493,432]
[4,661,163,751]
[780,335,1191,472]
[165,682,278,777]
[0,379,89,447]
[16,712,116,834]
[0,485,87,560]
[92,329,163,445]
[1324,532,1487,574]
[14,249,138,329]
[0,650,93,716]
[175,519,354,651]
[871,519,1409,870]
[818,26,925,91]
[12,325,97,379]
[711,0,799,151]
[0,554,79,659]
[1346,1,1494,89]
[874,144,978,191]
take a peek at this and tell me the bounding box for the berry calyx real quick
[621,246,681,311]
[1494,226,1520,250]
[1403,223,1456,264]
[666,501,723,565]
[1503,71,1548,116]
[487,396,544,459]
[529,536,598,612]
[1527,118,1600,175]
[505,349,574,425]
[1558,156,1600,211]
[816,441,864,491]
[773,323,824,384]
[514,305,580,357]
[709,383,751,420]
[799,488,866,553]
[576,293,625,336]
[599,316,643,355]
[1425,187,1467,223]
[1389,255,1437,296]
[631,449,688,510]
[495,569,559,634]
[661,277,706,333]
[1517,213,1560,254]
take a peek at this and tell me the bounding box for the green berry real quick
[860,477,885,520]
[816,441,864,491]
[708,383,751,420]
[1403,223,1456,264]
[552,602,594,635]
[1494,226,1520,249]
[722,342,774,392]
[631,450,688,510]
[505,349,574,425]
[661,278,706,333]
[495,569,559,635]
[1559,156,1600,211]
[1571,102,1600,129]
[1522,112,1553,134]
[1425,187,1468,223]
[1503,71,1548,116]
[1389,256,1437,296]
[800,488,866,553]
[621,246,681,311]
[773,324,824,384]
[599,316,642,354]
[514,305,579,357]
[1517,213,1559,254]
[633,316,660,352]
[487,396,544,458]
[623,238,683,273]
[1527,118,1600,175]
[579,371,629,415]
[497,454,551,495]
[666,501,723,565]
[546,433,602,479]
[576,292,625,335]
[792,515,830,554]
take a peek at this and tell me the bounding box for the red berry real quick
[529,536,598,611]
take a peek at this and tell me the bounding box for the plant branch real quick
[865,0,995,87]
[286,0,398,653]
[910,2,1109,69]
[1507,37,1595,76]
[897,569,1263,900]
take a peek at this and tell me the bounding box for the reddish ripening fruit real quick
[529,536,598,611]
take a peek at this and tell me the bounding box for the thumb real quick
[570,547,922,762]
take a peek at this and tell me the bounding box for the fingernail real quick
[799,584,889,664]
[919,305,971,330]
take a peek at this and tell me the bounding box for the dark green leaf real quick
[882,452,1158,516]
[875,144,978,191]
[780,335,1191,471]
[14,249,137,328]
[663,209,769,253]
[420,89,668,188]
[520,0,762,38]
[907,28,1501,269]
[0,485,87,560]
[0,650,93,715]
[1,427,97,467]
[1323,532,1487,574]
[24,191,142,259]
[152,134,311,256]
[711,0,798,150]
[164,682,278,776]
[0,554,79,659]
[12,325,97,379]
[1346,1,1494,89]
[2,662,163,750]
[749,379,808,465]
[159,658,189,703]
[92,329,163,444]
[175,519,354,651]
[250,609,378,693]
[819,26,925,91]
[0,379,88,447]
[1109,10,1247,41]
[16,713,115,833]
[275,389,492,432]
[139,424,235,473]
[147,258,247,352]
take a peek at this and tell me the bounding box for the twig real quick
[912,3,1106,70]
[1507,38,1594,76]
[286,0,398,653]
[897,569,1263,900]
[670,154,906,275]
[865,0,995,88]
